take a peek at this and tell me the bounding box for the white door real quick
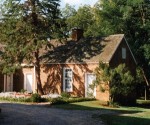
[6,74,13,92]
[25,74,32,92]
[85,74,96,98]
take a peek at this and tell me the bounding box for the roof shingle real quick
[42,34,124,63]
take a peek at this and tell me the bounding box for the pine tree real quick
[0,0,61,95]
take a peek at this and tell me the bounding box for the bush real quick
[61,92,70,98]
[0,96,32,102]
[95,63,136,105]
[0,93,50,103]
[51,97,68,105]
[51,97,96,105]
[31,93,42,102]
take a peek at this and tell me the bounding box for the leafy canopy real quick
[0,0,61,74]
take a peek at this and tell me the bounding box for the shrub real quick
[61,92,70,98]
[0,93,50,103]
[51,97,96,105]
[31,93,42,102]
[95,63,136,105]
[51,97,68,105]
[0,96,32,102]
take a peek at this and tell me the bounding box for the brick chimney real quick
[71,28,83,41]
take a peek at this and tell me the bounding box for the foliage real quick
[0,93,48,102]
[61,92,70,98]
[95,0,150,81]
[63,5,98,37]
[0,0,62,95]
[136,67,145,84]
[0,96,32,102]
[95,62,135,105]
[51,97,95,105]
[64,0,150,82]
[31,93,42,102]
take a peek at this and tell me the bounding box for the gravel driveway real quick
[0,102,110,125]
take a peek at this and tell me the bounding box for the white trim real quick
[124,37,137,64]
[24,73,26,90]
[34,66,36,93]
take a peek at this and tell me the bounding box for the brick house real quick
[0,29,136,101]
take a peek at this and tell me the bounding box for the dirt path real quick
[0,102,107,125]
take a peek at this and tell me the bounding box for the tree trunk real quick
[35,49,44,95]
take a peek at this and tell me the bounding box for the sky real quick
[0,0,99,10]
[60,0,98,9]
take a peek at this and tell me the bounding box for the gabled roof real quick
[42,34,125,64]
[84,34,124,63]
[1,34,134,64]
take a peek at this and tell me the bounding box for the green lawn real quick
[52,100,150,125]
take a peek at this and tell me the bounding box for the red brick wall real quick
[40,63,98,96]
[16,64,109,101]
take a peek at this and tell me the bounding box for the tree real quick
[60,4,77,37]
[95,0,150,83]
[95,62,135,105]
[65,5,96,37]
[0,0,61,95]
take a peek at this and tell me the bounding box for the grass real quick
[52,100,105,110]
[52,100,150,125]
[99,104,150,125]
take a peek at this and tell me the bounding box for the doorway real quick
[25,73,33,92]
[85,73,96,98]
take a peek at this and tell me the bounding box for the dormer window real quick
[122,48,126,59]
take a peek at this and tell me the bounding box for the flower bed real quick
[0,92,31,98]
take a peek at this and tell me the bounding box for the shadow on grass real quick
[99,114,150,125]
[51,101,141,114]
[51,101,150,125]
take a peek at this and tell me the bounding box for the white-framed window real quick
[122,47,126,59]
[63,68,73,92]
